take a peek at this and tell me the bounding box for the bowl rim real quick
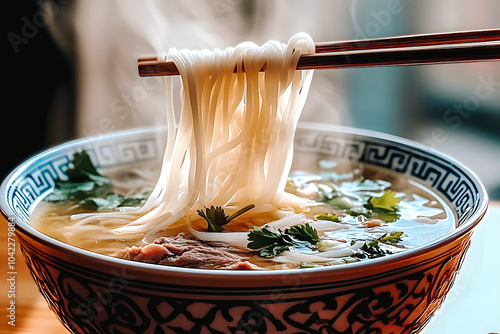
[0,123,489,279]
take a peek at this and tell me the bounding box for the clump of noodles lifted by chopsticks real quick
[70,33,316,240]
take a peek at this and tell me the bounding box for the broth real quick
[31,160,454,270]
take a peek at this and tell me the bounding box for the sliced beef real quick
[116,233,260,270]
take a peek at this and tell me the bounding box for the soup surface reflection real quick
[32,159,455,270]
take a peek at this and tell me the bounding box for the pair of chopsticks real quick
[138,29,500,77]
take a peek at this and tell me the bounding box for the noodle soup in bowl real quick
[0,123,488,334]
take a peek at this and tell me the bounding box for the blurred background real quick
[5,0,500,202]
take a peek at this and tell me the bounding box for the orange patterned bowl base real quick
[1,124,488,334]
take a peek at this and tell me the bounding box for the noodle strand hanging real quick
[71,33,316,237]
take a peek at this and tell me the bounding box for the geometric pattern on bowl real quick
[1,123,488,334]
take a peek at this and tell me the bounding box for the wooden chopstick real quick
[297,42,500,70]
[313,28,500,53]
[138,29,500,77]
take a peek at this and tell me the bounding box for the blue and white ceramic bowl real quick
[0,123,488,334]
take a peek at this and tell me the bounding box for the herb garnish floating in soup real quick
[33,149,453,270]
[44,150,150,209]
[32,33,453,270]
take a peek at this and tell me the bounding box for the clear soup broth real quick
[31,156,455,270]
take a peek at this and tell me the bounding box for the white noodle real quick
[265,213,307,230]
[273,251,344,265]
[72,33,315,240]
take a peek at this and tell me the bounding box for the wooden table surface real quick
[1,203,499,334]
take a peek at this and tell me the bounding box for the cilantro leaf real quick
[79,193,124,210]
[367,189,401,212]
[285,223,320,245]
[44,150,112,202]
[247,223,321,258]
[64,150,101,181]
[359,239,387,258]
[197,204,255,232]
[379,231,404,244]
[79,191,151,210]
[117,191,151,207]
[314,213,340,222]
[356,231,404,258]
[197,206,227,232]
[247,225,295,257]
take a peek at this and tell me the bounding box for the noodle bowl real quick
[0,32,488,333]
[30,34,463,271]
